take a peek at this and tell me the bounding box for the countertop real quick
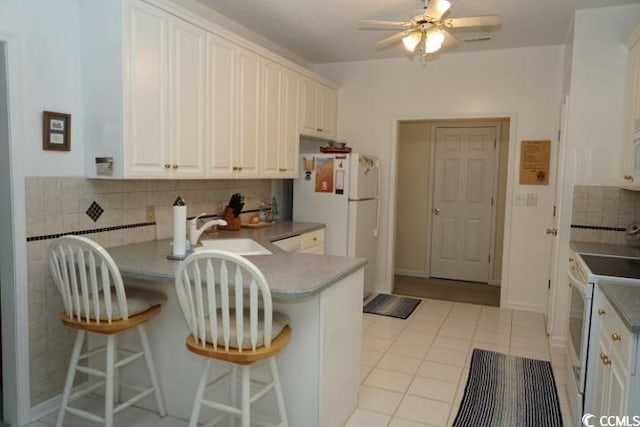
[570,241,640,258]
[599,283,640,333]
[571,241,640,332]
[106,221,367,300]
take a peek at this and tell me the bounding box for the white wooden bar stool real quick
[48,235,167,427]
[175,250,291,427]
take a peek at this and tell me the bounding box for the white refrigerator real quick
[293,152,379,298]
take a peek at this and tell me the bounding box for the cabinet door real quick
[300,77,318,136]
[593,323,611,418]
[606,355,629,417]
[281,68,300,177]
[169,16,205,177]
[206,33,236,178]
[317,84,337,139]
[262,58,282,176]
[236,48,261,176]
[126,0,169,177]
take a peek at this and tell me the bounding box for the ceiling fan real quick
[361,0,501,57]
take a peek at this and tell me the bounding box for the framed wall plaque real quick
[519,140,550,185]
[43,111,71,151]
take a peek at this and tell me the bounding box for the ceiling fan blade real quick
[445,15,501,29]
[376,29,416,47]
[423,0,451,21]
[360,19,412,28]
[441,29,460,48]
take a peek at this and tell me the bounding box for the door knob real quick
[545,227,557,236]
[432,208,440,215]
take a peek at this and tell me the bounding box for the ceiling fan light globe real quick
[424,29,445,53]
[402,32,422,52]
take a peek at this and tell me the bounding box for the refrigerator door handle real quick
[373,159,381,237]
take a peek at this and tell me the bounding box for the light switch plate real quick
[527,193,538,206]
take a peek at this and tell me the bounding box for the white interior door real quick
[430,126,496,282]
[546,95,570,333]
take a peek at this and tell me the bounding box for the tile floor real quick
[26,298,571,427]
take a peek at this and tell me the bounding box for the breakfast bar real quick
[99,224,367,427]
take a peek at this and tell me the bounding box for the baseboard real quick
[30,393,61,423]
[487,279,501,286]
[394,269,426,278]
[504,300,546,313]
[29,381,90,423]
[549,335,567,348]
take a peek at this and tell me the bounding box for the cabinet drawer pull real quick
[316,128,323,132]
[238,167,243,171]
[279,168,287,172]
[164,163,171,169]
[600,352,611,365]
[172,164,178,169]
[612,333,622,341]
[624,175,634,182]
[232,166,238,171]
[598,308,607,315]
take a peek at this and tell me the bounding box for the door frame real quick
[0,31,31,425]
[387,112,518,309]
[426,123,502,284]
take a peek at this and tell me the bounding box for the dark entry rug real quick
[363,293,421,319]
[452,349,563,427]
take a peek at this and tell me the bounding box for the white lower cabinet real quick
[588,291,636,419]
[272,228,325,254]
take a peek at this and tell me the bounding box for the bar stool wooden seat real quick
[48,235,166,427]
[175,250,291,427]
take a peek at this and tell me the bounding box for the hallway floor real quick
[27,298,569,427]
[394,275,500,307]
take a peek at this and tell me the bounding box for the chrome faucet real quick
[188,214,228,246]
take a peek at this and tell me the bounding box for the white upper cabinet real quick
[82,0,336,179]
[168,16,206,177]
[261,59,300,178]
[206,38,261,178]
[206,33,236,177]
[622,24,640,187]
[300,77,337,140]
[125,1,169,177]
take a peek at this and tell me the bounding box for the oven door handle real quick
[568,264,586,289]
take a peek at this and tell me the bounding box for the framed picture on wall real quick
[42,111,71,151]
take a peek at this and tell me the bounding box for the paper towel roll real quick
[173,198,187,257]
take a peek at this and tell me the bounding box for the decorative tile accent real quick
[85,201,104,222]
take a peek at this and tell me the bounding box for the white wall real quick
[551,5,640,344]
[0,0,85,176]
[315,45,565,312]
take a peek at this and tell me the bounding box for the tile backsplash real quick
[26,176,272,405]
[571,185,640,244]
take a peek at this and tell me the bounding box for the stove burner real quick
[580,254,640,280]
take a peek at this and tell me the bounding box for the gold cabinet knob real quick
[232,166,238,171]
[238,167,243,171]
[612,333,622,341]
[545,227,558,236]
[432,208,441,215]
[624,174,634,182]
[279,168,287,172]
[600,352,611,365]
[164,163,171,169]
[172,164,178,169]
[598,308,606,315]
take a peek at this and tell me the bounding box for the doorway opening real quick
[392,118,510,306]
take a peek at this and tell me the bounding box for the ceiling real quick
[195,0,640,64]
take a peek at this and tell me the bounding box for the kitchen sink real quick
[195,238,272,256]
